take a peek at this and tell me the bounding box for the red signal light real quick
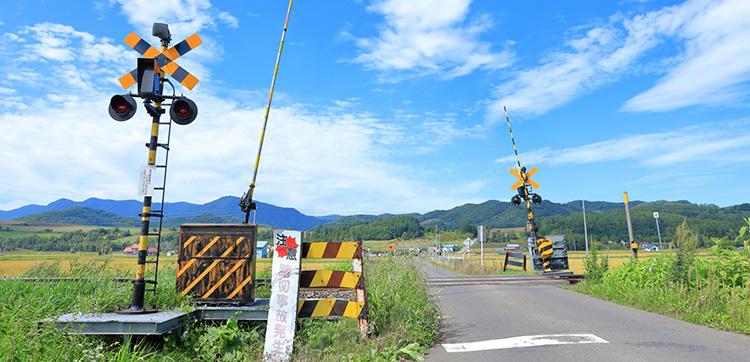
[170,97,197,125]
[114,101,130,115]
[108,94,137,121]
[174,104,191,118]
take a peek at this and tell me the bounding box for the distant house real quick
[123,243,158,255]
[506,244,519,252]
[644,245,659,251]
[257,240,270,259]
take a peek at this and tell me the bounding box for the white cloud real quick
[0,94,145,210]
[0,76,476,215]
[112,0,213,38]
[332,98,359,108]
[218,12,239,28]
[495,120,750,168]
[0,23,133,99]
[486,0,750,120]
[622,0,750,111]
[348,0,513,81]
[0,14,487,215]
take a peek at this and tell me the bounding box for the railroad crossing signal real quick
[118,32,202,91]
[510,166,539,190]
[108,23,201,314]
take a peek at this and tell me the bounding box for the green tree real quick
[459,221,477,236]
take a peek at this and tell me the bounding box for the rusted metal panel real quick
[176,223,256,305]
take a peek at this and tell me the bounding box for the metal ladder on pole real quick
[143,115,174,295]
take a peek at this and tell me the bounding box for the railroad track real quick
[427,274,584,286]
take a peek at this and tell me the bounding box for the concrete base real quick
[40,299,271,336]
[195,298,270,321]
[40,309,191,335]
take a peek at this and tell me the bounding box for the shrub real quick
[583,244,608,283]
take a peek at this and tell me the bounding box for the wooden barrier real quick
[176,224,257,304]
[299,241,369,337]
[503,251,527,271]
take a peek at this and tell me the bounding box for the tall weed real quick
[668,219,699,284]
[292,256,440,361]
[583,244,609,283]
[0,255,440,361]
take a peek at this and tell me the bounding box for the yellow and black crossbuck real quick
[119,32,202,91]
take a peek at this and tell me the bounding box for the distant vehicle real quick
[644,245,659,251]
[443,244,460,252]
[495,248,506,254]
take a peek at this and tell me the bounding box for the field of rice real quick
[0,251,352,277]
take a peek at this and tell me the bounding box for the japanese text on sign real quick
[263,230,302,361]
[138,164,156,197]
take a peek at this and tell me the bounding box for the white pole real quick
[479,225,485,267]
[655,212,664,257]
[583,200,589,257]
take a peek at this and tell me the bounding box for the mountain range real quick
[1,196,339,230]
[3,197,748,231]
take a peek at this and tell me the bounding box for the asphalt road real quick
[421,259,750,362]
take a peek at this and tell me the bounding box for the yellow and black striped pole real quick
[241,0,294,224]
[125,43,168,314]
[504,107,538,239]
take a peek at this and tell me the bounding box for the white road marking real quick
[442,333,609,353]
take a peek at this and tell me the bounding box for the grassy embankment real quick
[0,252,439,361]
[576,220,750,335]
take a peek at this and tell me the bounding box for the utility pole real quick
[654,212,664,257]
[624,192,638,259]
[583,200,589,257]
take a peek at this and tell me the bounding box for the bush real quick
[583,244,608,283]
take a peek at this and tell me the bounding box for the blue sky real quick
[1,0,749,216]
